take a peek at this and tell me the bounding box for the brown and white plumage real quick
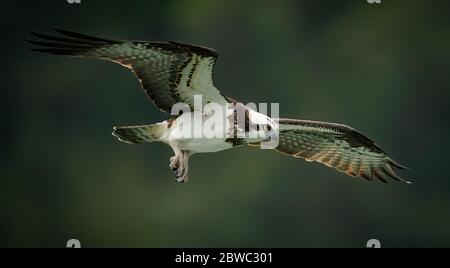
[275,119,409,183]
[28,29,409,183]
[28,29,228,113]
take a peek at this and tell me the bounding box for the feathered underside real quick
[274,119,409,183]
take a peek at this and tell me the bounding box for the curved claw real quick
[168,150,191,183]
[173,167,188,183]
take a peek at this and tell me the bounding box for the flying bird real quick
[28,29,409,183]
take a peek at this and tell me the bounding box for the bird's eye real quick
[263,125,271,131]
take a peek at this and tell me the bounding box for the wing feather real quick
[28,29,229,113]
[275,118,410,183]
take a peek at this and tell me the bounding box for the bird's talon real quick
[169,156,180,170]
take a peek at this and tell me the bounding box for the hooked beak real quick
[261,131,279,149]
[263,133,273,142]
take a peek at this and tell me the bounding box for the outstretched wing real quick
[28,29,229,113]
[275,118,409,183]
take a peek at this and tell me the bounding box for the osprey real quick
[28,29,409,183]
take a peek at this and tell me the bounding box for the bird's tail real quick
[112,122,168,144]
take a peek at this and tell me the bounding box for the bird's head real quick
[246,109,279,144]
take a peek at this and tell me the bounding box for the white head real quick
[246,108,278,144]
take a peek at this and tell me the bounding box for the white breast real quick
[168,111,234,153]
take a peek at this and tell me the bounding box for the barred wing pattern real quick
[28,29,228,113]
[275,119,409,183]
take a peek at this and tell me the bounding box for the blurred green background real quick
[1,0,450,247]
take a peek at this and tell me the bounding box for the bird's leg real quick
[169,145,182,171]
[169,155,180,171]
[173,151,191,183]
[168,145,192,183]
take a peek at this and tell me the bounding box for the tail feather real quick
[112,123,167,144]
